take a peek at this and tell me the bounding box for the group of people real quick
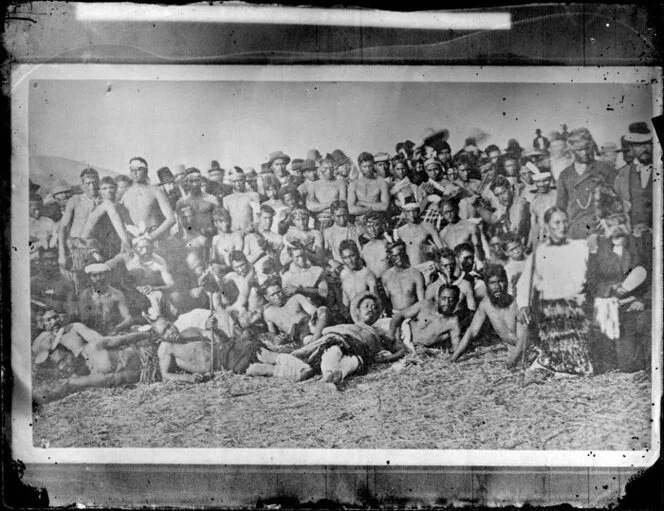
[29,120,656,403]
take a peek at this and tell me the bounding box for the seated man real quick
[219,250,259,316]
[450,264,526,365]
[280,207,326,267]
[425,248,477,315]
[396,195,444,267]
[438,197,484,260]
[262,276,329,349]
[588,212,650,373]
[501,232,528,299]
[359,211,391,279]
[211,206,244,269]
[389,284,462,352]
[291,291,405,388]
[381,239,425,315]
[243,204,283,280]
[78,263,133,335]
[323,200,366,263]
[339,239,377,307]
[281,243,328,305]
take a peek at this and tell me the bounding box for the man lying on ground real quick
[291,291,406,389]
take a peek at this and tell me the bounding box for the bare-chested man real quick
[281,244,328,305]
[425,248,477,312]
[220,250,258,315]
[339,240,377,307]
[347,152,389,216]
[32,310,156,404]
[243,204,283,279]
[281,207,326,267]
[176,168,219,238]
[78,176,131,261]
[58,168,108,288]
[78,263,133,335]
[359,212,390,279]
[262,276,329,347]
[120,157,176,241]
[307,157,347,229]
[211,207,244,269]
[439,197,484,259]
[323,201,366,264]
[381,240,425,314]
[450,263,526,364]
[389,284,462,351]
[396,196,444,266]
[222,167,261,232]
[105,236,180,316]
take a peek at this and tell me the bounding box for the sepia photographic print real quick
[10,64,661,475]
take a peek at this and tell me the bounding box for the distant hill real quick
[30,155,120,192]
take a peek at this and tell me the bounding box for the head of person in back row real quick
[374,152,390,178]
[129,156,149,185]
[357,152,376,179]
[269,151,291,178]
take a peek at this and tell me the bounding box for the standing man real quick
[359,212,391,279]
[613,122,654,231]
[222,167,261,232]
[120,157,176,242]
[373,152,391,178]
[527,169,557,247]
[439,197,484,258]
[347,152,389,217]
[395,196,444,267]
[176,167,219,238]
[555,128,613,240]
[207,160,234,198]
[488,176,531,242]
[268,151,292,187]
[58,168,115,290]
[339,240,377,307]
[307,157,347,230]
[323,200,366,264]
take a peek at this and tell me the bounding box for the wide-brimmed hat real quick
[350,291,383,325]
[208,160,223,173]
[331,149,350,167]
[291,159,304,172]
[374,152,390,163]
[600,141,621,154]
[300,159,317,173]
[624,122,652,144]
[50,180,76,197]
[268,151,291,167]
[157,167,175,184]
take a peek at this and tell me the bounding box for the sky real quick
[28,78,654,179]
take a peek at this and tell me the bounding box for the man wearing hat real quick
[120,157,176,242]
[156,166,182,210]
[613,121,654,231]
[268,151,292,187]
[347,152,389,218]
[599,142,621,173]
[207,161,234,198]
[373,152,391,178]
[419,158,463,231]
[307,157,346,230]
[331,149,352,182]
[222,167,261,232]
[78,263,133,335]
[555,127,614,240]
[533,129,550,153]
[244,167,260,194]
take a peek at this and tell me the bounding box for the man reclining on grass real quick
[290,291,406,388]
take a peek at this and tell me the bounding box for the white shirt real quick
[516,239,589,309]
[635,163,653,189]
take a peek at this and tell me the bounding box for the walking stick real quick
[208,291,215,376]
[518,236,539,387]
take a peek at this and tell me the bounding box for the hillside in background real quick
[30,155,120,193]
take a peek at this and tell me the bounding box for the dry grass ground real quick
[32,346,652,450]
